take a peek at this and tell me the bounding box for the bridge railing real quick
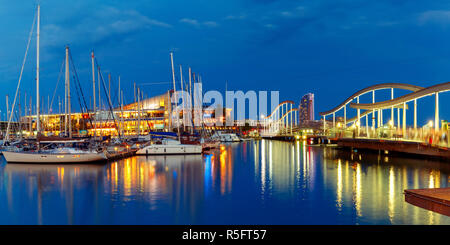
[328,126,449,148]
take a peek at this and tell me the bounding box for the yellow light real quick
[428,120,433,128]
[337,122,341,128]
[302,135,306,140]
[389,120,393,126]
[295,135,300,140]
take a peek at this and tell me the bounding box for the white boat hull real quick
[2,151,107,163]
[136,144,202,155]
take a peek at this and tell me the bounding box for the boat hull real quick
[136,144,202,155]
[202,141,220,150]
[2,151,107,163]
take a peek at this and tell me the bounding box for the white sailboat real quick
[2,5,107,164]
[136,138,202,155]
[3,148,107,163]
[211,131,242,142]
[136,52,203,155]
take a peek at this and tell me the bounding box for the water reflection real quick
[0,140,449,224]
[323,149,450,224]
[1,163,104,224]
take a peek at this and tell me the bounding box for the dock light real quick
[295,135,300,140]
[428,121,433,128]
[389,120,393,127]
[337,122,342,128]
[356,121,360,127]
[302,135,307,140]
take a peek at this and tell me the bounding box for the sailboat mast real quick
[36,4,40,135]
[119,76,123,136]
[6,95,9,125]
[65,46,72,138]
[91,52,96,111]
[19,91,22,139]
[91,51,97,137]
[29,95,32,136]
[121,90,124,136]
[137,87,141,136]
[64,50,68,136]
[189,67,193,134]
[97,66,101,135]
[180,65,186,131]
[108,73,111,102]
[24,93,27,137]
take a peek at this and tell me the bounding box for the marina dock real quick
[337,138,450,160]
[404,188,450,217]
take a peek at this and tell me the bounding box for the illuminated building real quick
[19,90,232,137]
[299,93,314,125]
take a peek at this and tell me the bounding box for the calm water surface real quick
[0,140,449,225]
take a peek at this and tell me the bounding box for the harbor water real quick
[0,140,449,225]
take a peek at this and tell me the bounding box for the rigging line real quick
[95,58,121,138]
[107,75,119,108]
[68,50,93,128]
[49,58,65,113]
[5,7,37,142]
[71,74,84,115]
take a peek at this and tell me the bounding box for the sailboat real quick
[2,5,107,163]
[136,52,203,155]
[136,138,202,155]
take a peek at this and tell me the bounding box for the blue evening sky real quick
[0,0,450,125]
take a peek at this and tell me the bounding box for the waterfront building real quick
[18,90,232,137]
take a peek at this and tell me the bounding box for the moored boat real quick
[136,138,202,155]
[200,138,220,150]
[3,149,107,163]
[211,131,242,142]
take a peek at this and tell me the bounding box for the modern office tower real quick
[299,93,314,124]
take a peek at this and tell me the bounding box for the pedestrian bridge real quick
[261,100,299,137]
[319,81,450,148]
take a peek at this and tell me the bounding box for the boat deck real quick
[404,187,450,216]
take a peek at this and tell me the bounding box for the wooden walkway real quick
[337,138,450,160]
[404,188,450,217]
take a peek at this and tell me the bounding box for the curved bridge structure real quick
[320,83,423,117]
[262,100,299,136]
[320,81,449,140]
[350,82,450,110]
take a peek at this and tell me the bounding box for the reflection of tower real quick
[299,93,314,125]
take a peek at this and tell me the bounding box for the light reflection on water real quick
[0,140,449,224]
